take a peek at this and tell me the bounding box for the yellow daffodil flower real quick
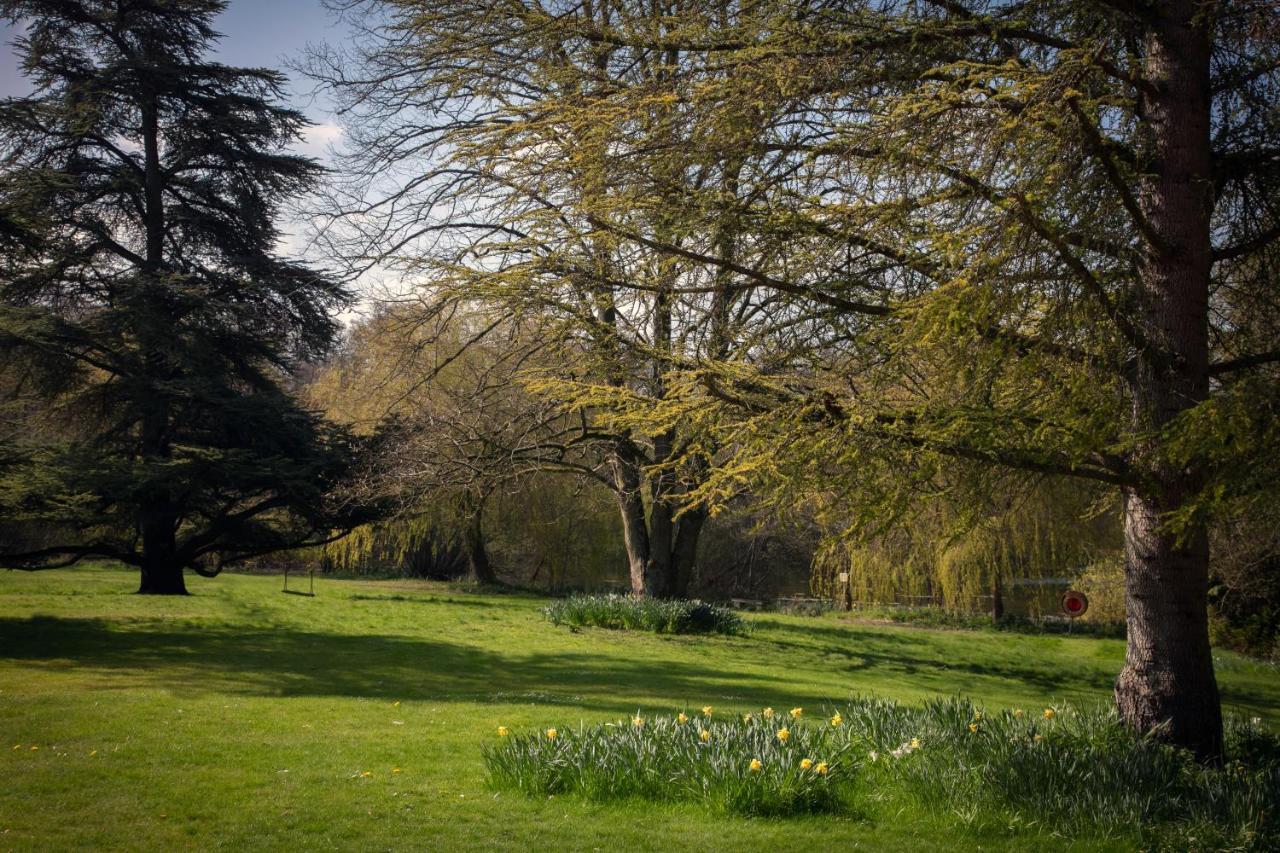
[790,707,803,719]
[633,716,644,728]
[677,712,688,724]
[762,707,775,719]
[777,728,790,742]
[909,738,921,749]
[968,723,979,733]
[699,729,711,743]
[1043,708,1055,720]
[497,726,510,737]
[830,713,843,727]
[749,758,762,772]
[702,705,713,717]
[800,758,813,770]
[742,713,753,723]
[815,762,829,775]
[545,728,558,740]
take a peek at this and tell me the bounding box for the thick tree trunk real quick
[670,507,706,599]
[1116,490,1220,758]
[610,449,656,596]
[1115,2,1222,760]
[138,523,185,595]
[610,440,706,599]
[135,91,184,597]
[647,495,676,598]
[463,502,497,585]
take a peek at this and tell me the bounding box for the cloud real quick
[293,122,344,161]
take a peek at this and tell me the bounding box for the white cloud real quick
[293,122,344,161]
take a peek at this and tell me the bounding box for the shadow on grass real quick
[0,615,844,713]
[747,617,1113,692]
[748,617,1279,712]
[4,613,1273,717]
[347,593,497,607]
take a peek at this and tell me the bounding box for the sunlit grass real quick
[2,565,1278,851]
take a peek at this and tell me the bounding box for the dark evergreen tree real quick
[0,0,378,593]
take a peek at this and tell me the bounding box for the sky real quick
[0,0,351,158]
[0,2,376,306]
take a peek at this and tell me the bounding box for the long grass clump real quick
[485,697,1280,847]
[542,594,745,635]
[484,707,845,815]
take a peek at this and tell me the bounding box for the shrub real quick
[486,697,1280,847]
[541,594,745,636]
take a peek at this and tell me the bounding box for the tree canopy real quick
[310,0,1280,759]
[0,0,379,592]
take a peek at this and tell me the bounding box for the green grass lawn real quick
[2,566,1277,851]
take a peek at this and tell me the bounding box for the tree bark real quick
[134,90,185,596]
[670,506,706,599]
[138,531,186,595]
[1116,490,1220,758]
[1115,2,1222,760]
[610,439,706,599]
[611,448,656,596]
[463,500,497,585]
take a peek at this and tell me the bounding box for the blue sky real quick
[0,2,383,305]
[0,0,349,127]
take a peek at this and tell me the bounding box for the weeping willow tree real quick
[305,304,619,583]
[814,476,1120,615]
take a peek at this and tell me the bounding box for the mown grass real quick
[2,565,1278,851]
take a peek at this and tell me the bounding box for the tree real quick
[306,304,595,585]
[0,0,377,593]
[446,1,1278,759]
[304,0,790,597]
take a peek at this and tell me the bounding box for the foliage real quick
[321,516,468,580]
[814,478,1120,612]
[0,0,376,584]
[1208,500,1280,661]
[484,708,845,816]
[309,0,1280,749]
[542,593,744,636]
[841,697,1280,849]
[488,696,1280,846]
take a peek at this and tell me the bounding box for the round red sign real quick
[1062,590,1089,618]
